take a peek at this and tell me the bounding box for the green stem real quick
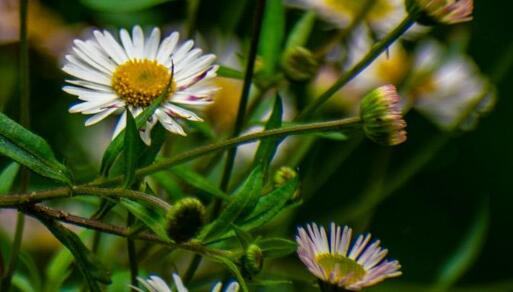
[220,0,267,192]
[184,0,200,38]
[1,0,30,289]
[298,15,415,120]
[127,214,138,289]
[0,186,171,211]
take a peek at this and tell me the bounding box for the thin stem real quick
[220,0,267,192]
[17,204,230,258]
[1,0,30,289]
[127,214,138,289]
[183,254,203,284]
[0,186,171,211]
[298,15,415,120]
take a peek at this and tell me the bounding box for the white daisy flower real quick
[408,40,495,131]
[133,273,240,292]
[296,223,401,291]
[62,25,218,145]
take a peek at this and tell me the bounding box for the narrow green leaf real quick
[211,255,249,292]
[253,95,283,175]
[0,113,71,184]
[232,224,254,249]
[259,0,285,75]
[120,199,169,241]
[35,217,111,292]
[219,0,248,33]
[0,162,19,194]
[123,109,138,188]
[152,171,185,201]
[256,238,297,258]
[80,0,171,12]
[239,177,298,231]
[218,65,244,80]
[170,165,230,201]
[12,274,35,292]
[199,166,264,241]
[435,199,490,290]
[101,67,174,175]
[313,132,348,141]
[284,11,316,50]
[19,252,42,292]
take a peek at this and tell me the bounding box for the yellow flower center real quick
[316,253,366,285]
[324,0,395,21]
[112,59,174,107]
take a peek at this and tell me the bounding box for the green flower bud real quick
[282,47,319,81]
[273,166,298,187]
[165,198,206,243]
[243,244,264,275]
[360,85,407,146]
[406,0,473,25]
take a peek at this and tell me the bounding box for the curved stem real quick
[298,15,415,120]
[0,186,171,211]
[92,116,361,186]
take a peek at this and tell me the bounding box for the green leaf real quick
[19,252,42,292]
[211,255,249,292]
[218,0,248,33]
[0,162,19,194]
[120,199,169,241]
[232,224,254,249]
[284,11,316,50]
[12,274,35,292]
[0,113,71,184]
[81,0,171,12]
[170,165,230,201]
[123,109,138,188]
[218,65,244,80]
[253,95,283,175]
[435,199,490,290]
[259,0,285,75]
[239,177,298,231]
[313,132,348,141]
[152,171,185,201]
[101,67,174,175]
[199,166,264,241]
[256,238,297,258]
[35,217,110,292]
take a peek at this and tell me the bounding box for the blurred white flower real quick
[408,40,495,131]
[133,274,239,292]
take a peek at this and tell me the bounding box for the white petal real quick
[172,40,194,64]
[93,30,127,64]
[65,80,113,92]
[172,274,188,292]
[71,47,112,75]
[224,282,240,292]
[139,115,158,146]
[63,86,117,102]
[163,103,203,121]
[62,63,111,86]
[112,111,127,139]
[132,25,145,59]
[120,28,135,60]
[84,107,117,126]
[144,27,161,60]
[174,48,203,73]
[156,32,179,64]
[156,109,186,136]
[76,39,118,71]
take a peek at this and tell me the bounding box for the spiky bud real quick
[165,198,206,243]
[243,244,264,275]
[360,85,407,146]
[406,0,473,25]
[282,47,319,81]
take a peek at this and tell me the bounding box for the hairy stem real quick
[298,15,415,119]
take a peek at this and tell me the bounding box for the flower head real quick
[407,0,473,25]
[165,197,206,243]
[134,274,239,292]
[63,26,218,145]
[296,223,401,291]
[360,85,407,146]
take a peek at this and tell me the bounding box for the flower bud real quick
[406,0,473,25]
[273,166,298,187]
[243,244,264,275]
[165,198,206,243]
[360,85,407,146]
[281,47,319,81]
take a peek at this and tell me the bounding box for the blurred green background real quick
[0,0,512,291]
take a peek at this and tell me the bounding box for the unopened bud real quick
[406,0,473,25]
[243,244,264,275]
[282,47,319,81]
[273,166,298,187]
[360,85,407,146]
[165,198,206,243]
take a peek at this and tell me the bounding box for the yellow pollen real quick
[112,59,174,107]
[316,253,366,285]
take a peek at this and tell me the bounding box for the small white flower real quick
[133,273,240,292]
[296,223,401,291]
[409,40,495,131]
[62,25,218,145]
